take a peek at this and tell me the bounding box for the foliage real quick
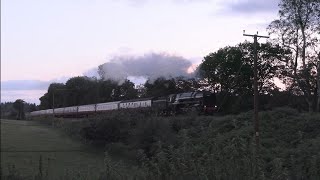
[143,77,178,97]
[39,83,66,109]
[12,99,26,120]
[199,42,291,95]
[112,79,138,100]
[268,0,320,112]
[38,76,138,109]
[198,42,297,113]
[64,77,100,106]
[31,108,320,179]
[0,119,106,180]
[1,100,36,120]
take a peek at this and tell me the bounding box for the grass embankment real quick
[0,119,106,179]
[30,108,320,179]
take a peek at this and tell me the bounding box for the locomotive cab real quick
[202,92,217,114]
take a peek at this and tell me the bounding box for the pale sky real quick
[1,0,279,104]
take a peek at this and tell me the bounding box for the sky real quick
[1,0,279,104]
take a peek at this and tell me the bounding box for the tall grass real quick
[29,108,320,179]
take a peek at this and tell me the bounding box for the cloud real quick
[1,90,46,104]
[83,68,99,78]
[1,77,71,104]
[112,0,148,7]
[1,80,50,91]
[114,0,212,7]
[172,0,212,4]
[99,52,193,84]
[1,77,70,91]
[221,0,279,15]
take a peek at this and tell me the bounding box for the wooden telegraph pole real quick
[243,31,269,150]
[52,92,55,117]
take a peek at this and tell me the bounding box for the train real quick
[30,91,218,117]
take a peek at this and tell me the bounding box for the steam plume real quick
[98,53,193,84]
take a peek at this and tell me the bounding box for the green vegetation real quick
[268,0,320,112]
[0,119,106,179]
[1,101,36,120]
[29,108,320,179]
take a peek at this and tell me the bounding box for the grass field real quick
[0,119,106,179]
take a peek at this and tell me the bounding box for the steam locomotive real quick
[30,91,217,117]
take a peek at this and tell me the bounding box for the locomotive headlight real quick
[214,105,217,108]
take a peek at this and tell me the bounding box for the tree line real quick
[1,100,37,120]
[37,76,201,110]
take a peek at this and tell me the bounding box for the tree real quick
[38,76,139,108]
[27,103,37,112]
[199,42,291,113]
[13,99,25,120]
[112,79,138,100]
[175,77,201,92]
[200,45,249,94]
[199,42,290,95]
[144,77,178,97]
[39,83,66,109]
[98,79,119,102]
[1,102,38,120]
[268,0,320,112]
[65,76,99,106]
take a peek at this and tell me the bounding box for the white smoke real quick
[99,53,193,84]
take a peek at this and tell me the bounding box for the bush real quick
[30,107,320,179]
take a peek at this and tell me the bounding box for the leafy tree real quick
[175,77,201,92]
[268,0,320,112]
[144,77,178,97]
[112,79,138,100]
[200,45,251,94]
[13,99,25,120]
[65,76,99,106]
[99,79,119,102]
[1,101,37,120]
[39,83,66,109]
[38,76,139,107]
[0,102,16,119]
[199,42,291,113]
[199,42,290,95]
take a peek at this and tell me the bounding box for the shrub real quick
[30,107,320,179]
